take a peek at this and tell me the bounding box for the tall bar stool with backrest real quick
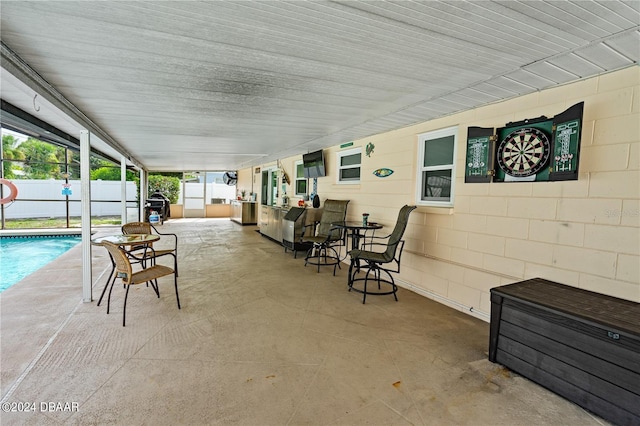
[302,199,350,274]
[348,205,416,303]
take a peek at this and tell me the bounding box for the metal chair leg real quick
[348,260,355,289]
[123,285,130,327]
[173,253,179,277]
[97,263,115,307]
[106,274,118,314]
[148,279,160,297]
[174,275,181,309]
[363,271,369,304]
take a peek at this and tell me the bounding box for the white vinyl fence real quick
[1,179,138,219]
[176,182,237,207]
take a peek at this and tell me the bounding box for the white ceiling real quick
[1,1,638,172]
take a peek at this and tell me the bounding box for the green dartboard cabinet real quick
[465,102,584,183]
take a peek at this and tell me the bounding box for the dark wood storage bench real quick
[489,278,640,425]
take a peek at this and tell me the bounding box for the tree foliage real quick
[148,174,180,204]
[2,136,71,179]
[91,167,137,181]
[1,136,139,182]
[18,138,66,179]
[3,135,180,205]
[2,135,26,179]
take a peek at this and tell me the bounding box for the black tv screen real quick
[303,149,325,178]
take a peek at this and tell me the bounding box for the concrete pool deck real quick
[0,219,610,425]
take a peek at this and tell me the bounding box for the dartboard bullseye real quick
[497,127,551,177]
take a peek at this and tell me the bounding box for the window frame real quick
[415,126,458,207]
[336,147,362,185]
[294,160,307,196]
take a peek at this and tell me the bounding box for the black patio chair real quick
[348,205,416,303]
[302,199,350,274]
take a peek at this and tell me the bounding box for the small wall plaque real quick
[373,168,393,178]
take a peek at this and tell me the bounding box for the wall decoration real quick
[464,102,584,183]
[465,127,494,183]
[495,124,552,182]
[549,102,583,181]
[373,168,394,178]
[365,142,375,157]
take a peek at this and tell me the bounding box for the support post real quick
[0,133,5,230]
[139,169,147,222]
[81,130,92,302]
[121,155,127,224]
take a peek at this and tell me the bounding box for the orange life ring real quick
[0,178,18,204]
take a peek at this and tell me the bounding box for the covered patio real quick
[1,219,607,425]
[1,2,638,424]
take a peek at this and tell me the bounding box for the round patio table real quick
[331,221,383,251]
[91,233,159,247]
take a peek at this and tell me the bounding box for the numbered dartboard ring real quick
[497,127,551,177]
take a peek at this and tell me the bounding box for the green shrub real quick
[148,175,180,204]
[91,167,137,181]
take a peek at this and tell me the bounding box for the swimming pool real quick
[0,235,82,292]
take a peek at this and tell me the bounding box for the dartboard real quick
[497,127,551,177]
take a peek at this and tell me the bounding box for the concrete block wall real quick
[249,66,640,320]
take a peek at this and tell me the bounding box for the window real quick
[294,160,307,196]
[337,147,361,184]
[416,126,458,207]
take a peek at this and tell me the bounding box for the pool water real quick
[0,236,81,292]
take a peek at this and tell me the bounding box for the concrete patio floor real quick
[1,219,609,425]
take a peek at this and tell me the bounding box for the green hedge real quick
[148,175,180,204]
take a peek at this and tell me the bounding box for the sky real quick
[1,128,28,142]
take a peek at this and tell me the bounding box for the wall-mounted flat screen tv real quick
[303,149,325,178]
